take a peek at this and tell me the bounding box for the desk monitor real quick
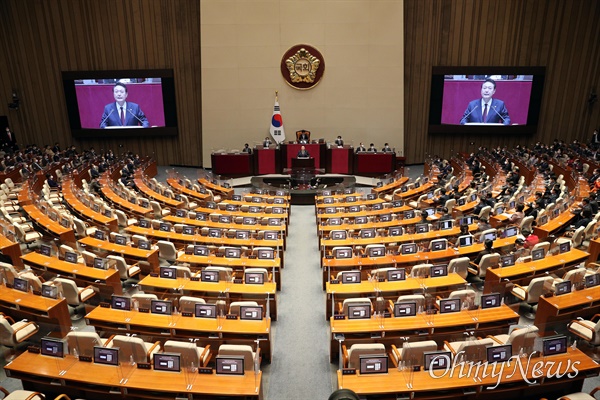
[585,273,600,288]
[245,271,265,284]
[257,248,275,260]
[542,335,568,356]
[94,230,106,240]
[160,266,177,279]
[424,208,436,216]
[392,200,403,208]
[430,239,447,252]
[242,217,257,225]
[504,226,518,237]
[347,303,371,319]
[379,213,392,222]
[41,337,66,358]
[196,213,208,221]
[208,228,222,238]
[225,248,242,258]
[354,216,368,224]
[225,204,237,212]
[252,196,262,203]
[195,303,217,318]
[264,231,279,240]
[430,264,448,277]
[139,219,150,228]
[531,248,545,261]
[552,208,560,219]
[328,218,341,226]
[13,277,28,292]
[322,190,332,196]
[422,177,429,184]
[439,298,460,313]
[458,197,466,206]
[232,194,242,201]
[94,346,119,366]
[41,284,58,299]
[91,203,101,213]
[388,226,402,236]
[249,206,261,213]
[487,344,512,363]
[367,246,385,258]
[458,235,474,247]
[323,197,334,204]
[366,193,377,201]
[206,201,217,209]
[325,207,336,214]
[40,244,52,257]
[150,300,173,315]
[180,225,194,235]
[274,197,286,204]
[268,218,281,226]
[153,353,181,372]
[501,254,515,267]
[159,223,171,232]
[469,193,477,202]
[346,196,357,203]
[359,355,389,375]
[115,235,127,245]
[341,271,361,284]
[334,248,353,259]
[394,301,417,317]
[538,215,549,226]
[401,243,417,255]
[175,209,186,217]
[387,268,406,281]
[236,230,250,240]
[404,210,415,219]
[439,220,453,231]
[219,215,232,223]
[555,280,572,295]
[495,206,504,215]
[201,270,219,282]
[111,295,131,311]
[93,257,108,270]
[348,205,360,213]
[139,240,151,250]
[416,224,429,234]
[401,186,408,193]
[481,293,501,309]
[424,351,451,371]
[483,232,497,242]
[60,217,71,228]
[64,251,78,264]
[361,228,376,238]
[414,182,421,189]
[559,241,571,253]
[460,216,474,225]
[331,231,347,240]
[174,194,181,202]
[240,305,263,320]
[215,356,245,375]
[509,200,516,210]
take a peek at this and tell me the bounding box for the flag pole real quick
[275,90,278,102]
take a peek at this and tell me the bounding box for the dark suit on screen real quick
[460,98,510,125]
[100,102,149,128]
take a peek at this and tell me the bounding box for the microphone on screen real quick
[491,105,506,122]
[127,109,146,125]
[99,109,114,127]
[460,105,479,123]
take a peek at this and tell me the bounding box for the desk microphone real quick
[491,105,506,122]
[99,109,114,127]
[127,109,146,125]
[460,105,478,123]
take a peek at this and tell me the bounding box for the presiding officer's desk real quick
[328,304,519,361]
[138,275,278,320]
[483,248,589,294]
[335,347,598,400]
[5,351,263,400]
[78,236,159,270]
[353,152,396,176]
[325,273,466,319]
[21,252,122,299]
[85,305,273,362]
[0,284,71,336]
[535,284,600,336]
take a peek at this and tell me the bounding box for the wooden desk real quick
[534,210,576,240]
[162,215,287,237]
[86,306,272,362]
[138,275,278,320]
[316,197,385,210]
[166,177,211,201]
[0,284,71,336]
[371,177,409,195]
[99,175,153,217]
[328,304,519,360]
[22,204,77,244]
[21,252,122,298]
[588,237,600,264]
[535,285,600,336]
[194,206,289,223]
[198,178,235,198]
[394,182,436,200]
[78,237,159,270]
[336,348,598,400]
[325,273,466,319]
[316,204,412,221]
[211,152,255,177]
[483,249,589,293]
[6,352,263,400]
[134,172,184,209]
[62,179,118,231]
[0,233,23,267]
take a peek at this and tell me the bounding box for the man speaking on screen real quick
[460,78,510,125]
[99,82,150,128]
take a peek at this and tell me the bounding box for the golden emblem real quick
[285,48,321,84]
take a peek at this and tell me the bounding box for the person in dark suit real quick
[1,127,17,151]
[263,137,272,147]
[381,143,392,152]
[99,82,149,128]
[297,146,309,158]
[367,143,377,152]
[242,143,252,154]
[355,143,366,153]
[460,79,511,125]
[334,136,344,147]
[297,131,309,144]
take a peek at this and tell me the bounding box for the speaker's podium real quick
[291,157,314,169]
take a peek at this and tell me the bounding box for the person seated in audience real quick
[367,143,377,152]
[438,207,453,221]
[435,188,450,206]
[472,239,494,266]
[477,217,492,232]
[509,204,525,225]
[381,143,392,152]
[334,136,344,147]
[297,146,310,158]
[90,177,102,194]
[512,238,530,260]
[522,228,539,249]
[355,143,366,153]
[525,200,540,220]
[46,173,60,189]
[90,165,100,179]
[418,210,429,224]
[242,143,252,154]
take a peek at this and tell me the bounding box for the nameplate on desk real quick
[426,309,437,315]
[384,312,391,318]
[248,255,257,259]
[330,279,339,284]
[190,277,200,282]
[334,315,345,320]
[233,279,243,284]
[198,367,213,374]
[99,302,111,308]
[137,362,151,369]
[341,368,356,375]
[32,290,41,296]
[138,308,149,313]
[150,272,159,277]
[79,355,92,362]
[360,254,368,258]
[215,254,224,257]
[28,346,40,354]
[226,314,238,320]
[325,255,333,259]
[5,283,13,289]
[182,312,193,317]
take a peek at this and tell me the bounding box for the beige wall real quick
[201,0,404,167]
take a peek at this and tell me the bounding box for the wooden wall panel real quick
[404,0,600,164]
[0,0,202,167]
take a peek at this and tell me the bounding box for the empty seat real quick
[0,313,39,353]
[111,334,161,364]
[66,331,114,358]
[178,296,206,314]
[443,337,496,362]
[343,343,386,369]
[488,325,539,356]
[106,255,140,280]
[164,340,211,368]
[54,278,96,320]
[131,293,158,309]
[217,344,258,371]
[391,340,437,367]
[229,301,260,316]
